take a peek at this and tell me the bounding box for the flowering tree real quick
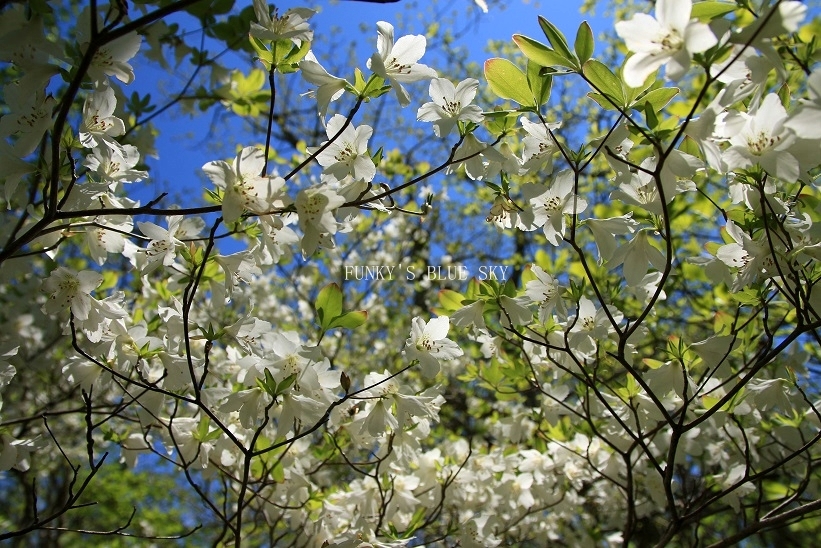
[1,0,820,546]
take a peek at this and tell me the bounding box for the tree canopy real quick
[1,0,820,546]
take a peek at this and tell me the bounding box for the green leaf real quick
[438,289,466,311]
[574,21,594,64]
[512,34,574,71]
[275,373,297,395]
[316,283,344,330]
[256,369,278,397]
[643,102,659,129]
[327,310,368,330]
[484,58,536,107]
[249,35,273,70]
[582,59,625,107]
[527,61,553,107]
[483,109,519,134]
[271,460,285,483]
[538,16,577,68]
[587,92,620,111]
[690,1,737,21]
[637,87,679,110]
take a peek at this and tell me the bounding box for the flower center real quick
[657,29,684,52]
[543,196,563,213]
[416,334,434,352]
[746,131,780,156]
[386,57,412,75]
[442,97,461,115]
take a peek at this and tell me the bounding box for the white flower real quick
[449,134,488,180]
[615,0,717,87]
[451,300,486,330]
[524,265,566,323]
[295,186,345,257]
[88,31,142,85]
[523,170,588,245]
[134,216,204,274]
[41,267,102,320]
[785,70,821,139]
[0,84,56,156]
[85,216,134,265]
[417,77,484,137]
[253,215,299,266]
[214,250,262,303]
[79,84,125,150]
[607,229,667,287]
[519,117,561,174]
[84,144,148,185]
[716,221,780,291]
[567,297,622,358]
[722,94,800,182]
[250,2,315,44]
[299,51,348,120]
[202,146,288,224]
[310,114,376,183]
[367,21,437,107]
[403,316,463,377]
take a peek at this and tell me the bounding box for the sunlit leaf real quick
[484,58,536,106]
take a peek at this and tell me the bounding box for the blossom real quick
[0,84,56,156]
[523,170,588,245]
[133,216,204,274]
[214,250,262,303]
[449,134,488,180]
[716,221,780,291]
[41,267,102,321]
[202,146,288,224]
[79,84,125,150]
[786,70,821,139]
[403,316,463,377]
[519,117,561,174]
[0,9,62,90]
[250,2,315,45]
[87,31,142,85]
[722,94,800,182]
[310,114,376,183]
[367,21,437,107]
[295,186,345,257]
[584,214,640,263]
[607,229,667,287]
[417,78,484,137]
[524,265,566,323]
[84,144,148,186]
[615,0,717,87]
[85,216,134,265]
[299,51,348,120]
[567,297,622,358]
[253,215,299,266]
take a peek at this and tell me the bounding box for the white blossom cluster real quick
[0,0,819,545]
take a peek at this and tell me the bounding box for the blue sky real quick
[131,0,607,205]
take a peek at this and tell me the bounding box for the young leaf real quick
[587,92,620,111]
[574,21,594,64]
[327,310,368,330]
[538,16,578,68]
[582,59,625,107]
[512,35,574,71]
[316,282,344,330]
[690,1,737,21]
[527,60,553,107]
[637,87,679,110]
[275,373,297,396]
[484,58,536,107]
[439,289,466,311]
